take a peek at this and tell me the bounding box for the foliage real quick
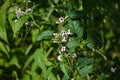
[0,0,120,80]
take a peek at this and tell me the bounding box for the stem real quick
[23,0,30,45]
[66,56,73,72]
[25,44,33,55]
[95,49,107,60]
[45,7,54,21]
[23,25,29,45]
[46,47,53,57]
[25,0,28,9]
[86,74,90,80]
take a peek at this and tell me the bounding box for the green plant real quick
[0,0,120,80]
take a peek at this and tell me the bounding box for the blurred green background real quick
[0,0,120,80]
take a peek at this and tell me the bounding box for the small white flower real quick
[25,21,29,25]
[15,19,18,23]
[67,29,72,35]
[61,46,66,52]
[71,53,77,58]
[59,17,65,23]
[16,8,24,18]
[53,33,59,38]
[111,67,117,73]
[55,21,59,24]
[71,78,74,80]
[61,37,67,42]
[53,40,58,43]
[53,33,58,36]
[24,8,31,14]
[57,55,63,61]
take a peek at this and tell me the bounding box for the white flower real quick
[53,33,58,36]
[71,78,74,80]
[15,19,18,23]
[55,21,59,24]
[111,67,117,73]
[53,40,58,43]
[59,17,65,23]
[71,53,77,58]
[67,29,72,35]
[61,37,67,42]
[25,21,30,25]
[15,8,24,18]
[61,46,66,52]
[53,33,59,39]
[57,55,63,61]
[24,8,31,14]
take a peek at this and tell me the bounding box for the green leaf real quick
[60,62,69,79]
[36,30,53,41]
[31,63,40,80]
[34,48,53,72]
[23,54,34,71]
[34,48,46,72]
[23,74,31,80]
[31,72,41,80]
[44,66,53,79]
[86,33,96,49]
[78,57,94,68]
[47,72,57,80]
[67,39,79,52]
[9,56,20,68]
[72,21,84,39]
[0,42,9,58]
[8,11,31,38]
[67,20,83,39]
[12,71,19,80]
[31,29,39,43]
[15,13,31,37]
[31,62,38,73]
[79,65,93,77]
[98,73,106,80]
[0,59,4,66]
[0,0,10,43]
[45,61,53,66]
[62,75,69,80]
[69,10,84,20]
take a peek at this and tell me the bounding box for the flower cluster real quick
[15,1,32,25]
[15,8,24,19]
[52,29,78,61]
[15,0,31,19]
[15,8,31,19]
[52,29,72,43]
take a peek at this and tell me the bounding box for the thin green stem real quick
[45,7,54,21]
[66,56,73,73]
[86,74,90,80]
[25,0,28,9]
